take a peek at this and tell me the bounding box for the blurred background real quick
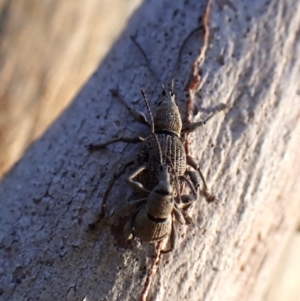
[0,0,141,177]
[0,1,298,300]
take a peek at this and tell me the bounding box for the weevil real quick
[88,86,218,227]
[88,34,224,231]
[120,90,200,252]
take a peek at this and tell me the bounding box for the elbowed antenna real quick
[131,28,203,89]
[131,35,181,92]
[130,35,163,88]
[140,89,163,165]
[171,26,203,80]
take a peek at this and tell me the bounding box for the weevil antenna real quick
[171,26,203,81]
[141,89,163,165]
[130,35,162,87]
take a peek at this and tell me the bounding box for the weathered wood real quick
[0,0,140,176]
[0,0,300,301]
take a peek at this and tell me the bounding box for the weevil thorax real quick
[154,90,182,136]
[146,165,174,219]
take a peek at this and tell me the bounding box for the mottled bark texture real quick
[1,0,300,301]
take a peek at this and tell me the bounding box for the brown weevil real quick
[88,35,225,249]
[120,90,201,252]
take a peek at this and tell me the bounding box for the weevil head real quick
[146,164,174,219]
[154,89,182,136]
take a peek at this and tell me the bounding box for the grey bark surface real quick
[1,1,300,301]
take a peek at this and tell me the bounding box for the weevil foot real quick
[202,189,217,203]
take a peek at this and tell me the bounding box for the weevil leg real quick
[182,112,215,133]
[173,206,186,225]
[126,165,150,195]
[181,210,193,225]
[110,89,150,127]
[186,155,216,203]
[88,135,145,151]
[173,175,199,225]
[161,222,177,254]
[179,175,199,207]
[88,161,134,229]
[182,103,226,133]
[124,206,141,241]
[174,203,193,225]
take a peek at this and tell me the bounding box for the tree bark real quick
[1,0,300,301]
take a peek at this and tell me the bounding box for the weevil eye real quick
[159,165,164,172]
[161,90,166,96]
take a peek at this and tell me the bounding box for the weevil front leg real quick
[182,103,226,133]
[88,161,135,229]
[182,112,216,133]
[186,155,216,203]
[125,165,150,195]
[110,89,150,127]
